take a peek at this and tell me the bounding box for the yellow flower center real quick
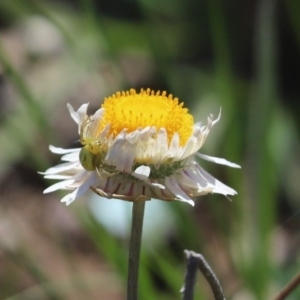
[98,88,194,146]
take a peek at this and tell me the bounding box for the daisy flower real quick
[42,88,240,206]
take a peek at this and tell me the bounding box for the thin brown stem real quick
[181,250,226,300]
[273,271,300,300]
[181,250,199,300]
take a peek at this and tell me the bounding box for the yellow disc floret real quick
[98,88,194,146]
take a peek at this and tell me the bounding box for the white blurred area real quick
[88,194,177,247]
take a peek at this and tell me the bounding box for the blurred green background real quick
[0,0,299,299]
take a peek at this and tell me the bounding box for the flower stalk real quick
[127,200,146,300]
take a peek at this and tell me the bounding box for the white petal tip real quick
[151,182,165,189]
[61,199,74,206]
[43,186,57,194]
[197,153,241,169]
[175,197,195,206]
[177,199,194,206]
[132,165,151,181]
[61,194,76,205]
[232,164,241,169]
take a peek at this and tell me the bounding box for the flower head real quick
[42,88,240,206]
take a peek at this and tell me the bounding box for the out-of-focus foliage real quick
[0,0,300,299]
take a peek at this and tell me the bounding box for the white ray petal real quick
[44,179,74,193]
[179,168,213,191]
[211,108,222,126]
[169,132,180,156]
[61,173,96,205]
[179,137,196,160]
[76,103,89,127]
[165,177,195,206]
[132,165,151,181]
[61,151,80,162]
[105,131,136,173]
[67,103,78,124]
[43,174,72,180]
[196,165,237,195]
[155,128,168,162]
[197,153,241,168]
[44,161,79,174]
[89,108,105,137]
[49,145,80,154]
[150,182,165,189]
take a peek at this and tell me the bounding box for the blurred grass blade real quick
[3,248,61,300]
[26,0,75,47]
[0,42,52,137]
[206,0,235,110]
[246,0,278,297]
[285,0,300,50]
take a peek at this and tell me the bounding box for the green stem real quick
[127,201,146,300]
